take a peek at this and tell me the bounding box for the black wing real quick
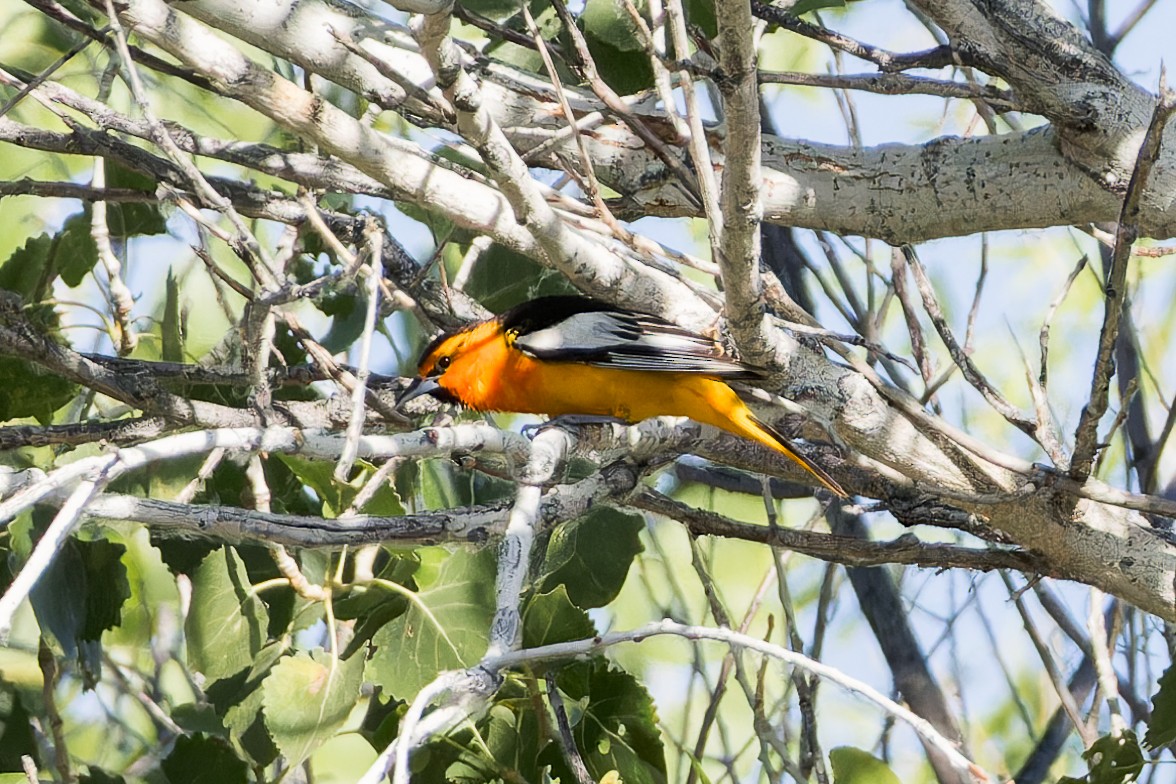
[502,296,760,379]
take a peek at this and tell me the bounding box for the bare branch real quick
[903,246,1036,435]
[1071,83,1176,481]
[750,2,955,72]
[484,619,992,782]
[759,70,1018,110]
[629,487,1046,574]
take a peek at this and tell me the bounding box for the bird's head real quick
[395,329,466,408]
[395,321,503,410]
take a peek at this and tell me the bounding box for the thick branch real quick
[124,0,1176,240]
[911,0,1174,212]
[713,0,783,369]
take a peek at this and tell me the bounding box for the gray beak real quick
[395,376,441,409]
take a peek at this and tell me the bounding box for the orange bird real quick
[397,296,844,496]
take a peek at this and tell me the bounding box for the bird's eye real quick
[437,356,452,371]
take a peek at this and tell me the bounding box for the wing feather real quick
[512,306,759,379]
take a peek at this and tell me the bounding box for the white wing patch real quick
[514,311,755,378]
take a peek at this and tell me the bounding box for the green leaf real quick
[1146,664,1176,748]
[483,40,545,77]
[79,768,126,784]
[110,454,207,503]
[56,210,100,288]
[273,454,405,518]
[196,455,321,517]
[462,243,577,313]
[0,9,79,74]
[185,548,270,682]
[103,161,168,238]
[152,537,219,576]
[171,702,227,736]
[0,357,78,423]
[458,0,527,22]
[0,688,38,773]
[537,508,644,609]
[318,288,367,354]
[0,647,41,690]
[449,680,544,783]
[540,658,666,784]
[581,0,646,52]
[522,586,596,649]
[367,547,497,697]
[0,211,95,302]
[683,0,716,38]
[76,539,131,639]
[791,0,850,15]
[0,233,53,300]
[162,266,184,362]
[29,538,129,679]
[1057,731,1144,784]
[576,0,659,93]
[208,640,286,767]
[220,680,278,766]
[161,734,249,784]
[358,693,405,752]
[262,647,367,767]
[585,36,654,94]
[829,747,902,784]
[338,553,420,657]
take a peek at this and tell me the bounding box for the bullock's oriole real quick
[397,296,845,496]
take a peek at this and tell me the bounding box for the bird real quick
[396,295,845,496]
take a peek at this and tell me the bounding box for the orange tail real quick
[678,377,847,497]
[741,412,846,497]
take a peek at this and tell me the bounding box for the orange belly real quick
[442,336,754,438]
[491,358,722,422]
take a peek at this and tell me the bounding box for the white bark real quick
[168,0,1176,240]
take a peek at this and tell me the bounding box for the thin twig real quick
[629,487,1046,573]
[391,671,465,784]
[903,246,1036,435]
[547,0,702,207]
[759,70,1017,110]
[1088,589,1127,735]
[620,0,689,140]
[890,247,936,392]
[37,638,75,783]
[750,2,955,72]
[545,671,593,784]
[0,33,95,120]
[89,133,139,354]
[1001,572,1096,748]
[1108,0,1161,51]
[336,226,383,482]
[101,0,279,288]
[663,0,719,221]
[485,619,991,782]
[689,538,790,777]
[1071,79,1176,481]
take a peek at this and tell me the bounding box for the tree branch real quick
[629,487,1046,574]
[1071,83,1176,480]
